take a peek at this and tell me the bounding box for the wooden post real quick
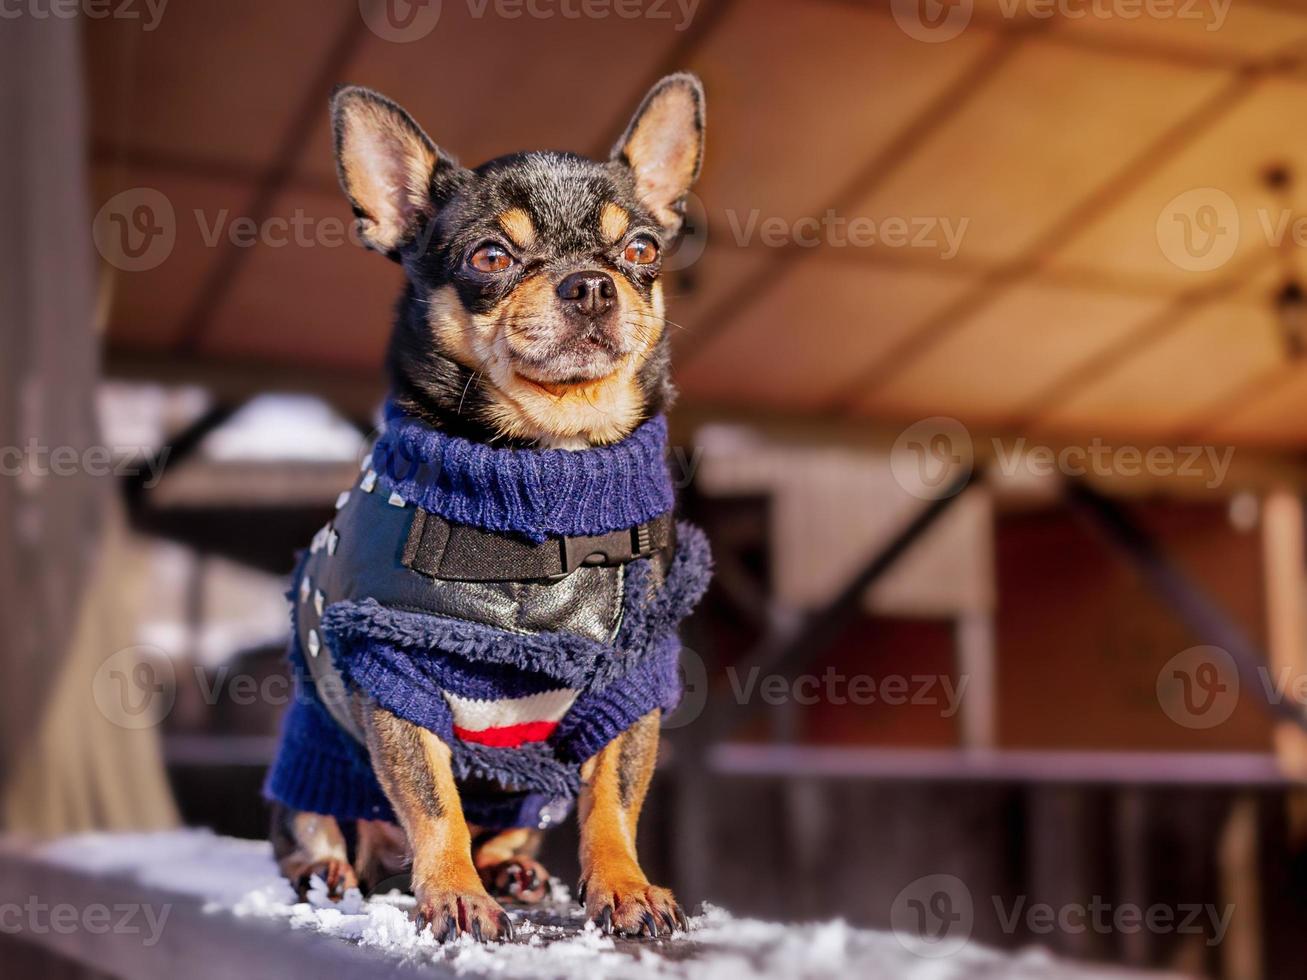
[1261,489,1307,978]
[1218,794,1263,980]
[955,611,996,749]
[1261,489,1307,777]
[0,13,177,835]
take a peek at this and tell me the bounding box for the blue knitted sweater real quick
[264,410,711,831]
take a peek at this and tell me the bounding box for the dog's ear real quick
[331,85,455,255]
[611,72,705,231]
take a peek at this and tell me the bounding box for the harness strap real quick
[401,510,675,582]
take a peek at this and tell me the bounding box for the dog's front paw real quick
[480,857,550,904]
[415,884,513,943]
[582,875,688,938]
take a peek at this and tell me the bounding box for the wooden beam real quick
[829,70,1265,416]
[819,0,1305,72]
[670,400,1307,493]
[90,141,339,198]
[706,745,1298,785]
[172,9,370,353]
[103,346,1307,491]
[677,29,1031,367]
[105,346,384,421]
[1019,251,1276,436]
[122,401,240,508]
[1183,359,1305,450]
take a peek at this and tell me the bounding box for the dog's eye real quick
[469,243,514,273]
[623,236,659,266]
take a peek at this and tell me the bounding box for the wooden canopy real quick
[88,0,1307,449]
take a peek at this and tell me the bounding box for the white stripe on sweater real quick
[444,687,578,732]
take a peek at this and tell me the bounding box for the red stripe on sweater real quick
[453,720,558,747]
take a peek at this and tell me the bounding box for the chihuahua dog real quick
[267,74,706,944]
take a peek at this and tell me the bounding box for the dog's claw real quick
[499,912,515,942]
[325,863,349,899]
[416,887,509,943]
[585,879,684,940]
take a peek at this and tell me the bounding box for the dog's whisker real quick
[456,368,481,417]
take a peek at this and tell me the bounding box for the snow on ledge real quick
[35,829,1153,979]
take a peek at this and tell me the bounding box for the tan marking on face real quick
[494,275,559,362]
[600,203,630,244]
[613,275,663,358]
[425,285,486,370]
[497,207,536,249]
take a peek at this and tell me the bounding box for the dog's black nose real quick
[556,271,617,317]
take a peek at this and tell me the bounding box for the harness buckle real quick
[560,524,649,572]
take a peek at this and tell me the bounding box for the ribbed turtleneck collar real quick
[371,405,675,542]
